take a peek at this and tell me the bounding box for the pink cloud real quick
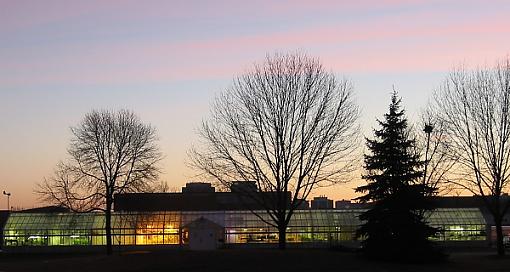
[0,0,451,34]
[1,3,509,86]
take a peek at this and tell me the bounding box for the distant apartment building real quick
[310,196,333,209]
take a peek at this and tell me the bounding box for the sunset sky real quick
[1,0,509,209]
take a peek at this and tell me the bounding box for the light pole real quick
[3,191,11,211]
[423,123,434,185]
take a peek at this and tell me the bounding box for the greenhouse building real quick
[1,208,487,251]
[0,183,501,251]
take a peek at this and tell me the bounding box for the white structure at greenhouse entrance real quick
[184,217,224,250]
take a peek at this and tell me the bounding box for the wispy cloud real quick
[1,3,508,86]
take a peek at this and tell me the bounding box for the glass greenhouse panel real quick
[2,208,488,247]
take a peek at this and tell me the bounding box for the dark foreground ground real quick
[1,248,510,272]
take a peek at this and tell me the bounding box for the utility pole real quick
[3,191,11,211]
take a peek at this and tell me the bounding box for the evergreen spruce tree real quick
[356,92,441,261]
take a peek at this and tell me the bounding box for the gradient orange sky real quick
[1,0,509,209]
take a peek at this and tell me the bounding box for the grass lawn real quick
[1,248,510,272]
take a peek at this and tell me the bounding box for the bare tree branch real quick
[415,106,459,196]
[36,109,163,255]
[432,58,510,255]
[189,52,360,249]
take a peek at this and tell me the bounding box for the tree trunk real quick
[105,198,113,256]
[495,216,505,256]
[278,225,287,250]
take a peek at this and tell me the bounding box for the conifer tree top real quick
[356,91,424,201]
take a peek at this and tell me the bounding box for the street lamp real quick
[3,191,11,211]
[423,123,434,185]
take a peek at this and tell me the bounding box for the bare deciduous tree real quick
[432,59,510,255]
[416,108,458,196]
[190,53,360,249]
[37,109,162,255]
